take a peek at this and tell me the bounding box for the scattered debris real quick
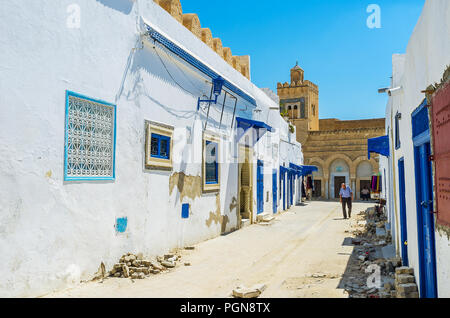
[232,284,267,298]
[106,252,183,279]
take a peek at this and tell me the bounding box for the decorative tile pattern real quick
[65,92,116,180]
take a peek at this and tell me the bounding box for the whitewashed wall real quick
[380,0,450,297]
[0,0,302,297]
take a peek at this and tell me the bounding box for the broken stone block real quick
[232,285,262,298]
[151,269,161,274]
[138,272,145,279]
[396,274,415,284]
[390,257,402,267]
[164,254,175,260]
[161,260,176,268]
[151,261,164,271]
[167,256,177,263]
[114,272,121,278]
[185,246,195,250]
[395,266,414,275]
[122,265,130,278]
[131,272,139,279]
[397,283,418,294]
[136,253,143,260]
[184,262,191,266]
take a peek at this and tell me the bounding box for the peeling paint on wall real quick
[437,223,450,241]
[205,194,227,230]
[169,172,202,203]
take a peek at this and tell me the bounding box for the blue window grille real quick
[64,91,116,181]
[205,141,218,184]
[150,133,171,160]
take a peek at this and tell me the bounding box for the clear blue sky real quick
[181,0,425,120]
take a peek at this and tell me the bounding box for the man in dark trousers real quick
[339,183,353,219]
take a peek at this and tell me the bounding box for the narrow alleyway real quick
[44,201,374,298]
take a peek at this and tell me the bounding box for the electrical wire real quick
[154,43,203,98]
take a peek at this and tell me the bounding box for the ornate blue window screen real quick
[205,141,218,184]
[151,133,170,160]
[64,91,116,181]
[368,135,390,160]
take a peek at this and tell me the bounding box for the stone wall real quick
[155,0,250,79]
[303,125,385,200]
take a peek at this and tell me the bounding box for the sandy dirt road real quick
[44,201,373,298]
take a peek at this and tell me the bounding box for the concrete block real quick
[395,267,414,275]
[397,283,418,294]
[396,274,415,284]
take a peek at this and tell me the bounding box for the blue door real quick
[257,160,264,214]
[414,142,438,298]
[398,158,409,267]
[272,170,277,214]
[280,168,286,211]
[412,101,437,298]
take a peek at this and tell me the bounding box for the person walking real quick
[339,183,353,219]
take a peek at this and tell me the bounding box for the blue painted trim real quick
[398,157,409,267]
[146,25,257,107]
[64,90,117,182]
[413,130,430,147]
[116,217,128,233]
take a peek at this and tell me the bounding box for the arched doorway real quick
[356,161,373,200]
[311,164,324,199]
[329,159,350,199]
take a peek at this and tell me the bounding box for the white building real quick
[376,0,450,298]
[0,0,306,297]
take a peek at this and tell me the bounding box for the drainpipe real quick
[390,108,401,257]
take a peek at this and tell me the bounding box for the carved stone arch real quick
[324,154,353,177]
[306,157,327,175]
[353,156,378,176]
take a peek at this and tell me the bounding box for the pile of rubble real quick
[343,206,419,298]
[393,267,419,298]
[109,252,180,280]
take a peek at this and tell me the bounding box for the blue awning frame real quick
[300,165,319,176]
[146,25,257,107]
[290,164,318,177]
[236,117,273,146]
[368,135,390,160]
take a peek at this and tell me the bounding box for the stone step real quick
[241,219,251,228]
[256,212,275,223]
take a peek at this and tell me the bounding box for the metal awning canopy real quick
[145,24,257,107]
[290,164,318,176]
[236,117,273,146]
[368,135,390,159]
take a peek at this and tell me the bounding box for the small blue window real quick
[151,133,170,160]
[395,112,401,149]
[205,140,218,184]
[182,204,189,219]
